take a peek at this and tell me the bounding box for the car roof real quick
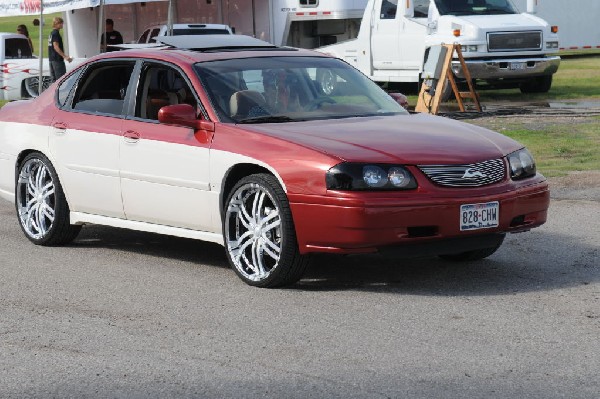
[97,35,331,64]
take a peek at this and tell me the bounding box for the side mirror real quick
[526,0,537,14]
[158,104,205,129]
[388,92,409,110]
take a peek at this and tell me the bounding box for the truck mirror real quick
[403,0,415,17]
[526,0,538,14]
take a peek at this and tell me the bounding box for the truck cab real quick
[318,0,560,93]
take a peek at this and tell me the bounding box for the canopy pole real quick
[167,0,174,35]
[98,0,105,53]
[38,2,44,95]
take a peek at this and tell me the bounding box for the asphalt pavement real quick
[0,193,598,398]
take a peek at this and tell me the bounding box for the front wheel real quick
[223,174,310,287]
[15,153,81,245]
[520,75,553,94]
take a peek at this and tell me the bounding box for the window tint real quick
[5,38,33,58]
[72,62,135,116]
[135,64,196,121]
[57,69,82,108]
[381,0,398,19]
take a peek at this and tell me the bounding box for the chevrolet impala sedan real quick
[0,36,549,287]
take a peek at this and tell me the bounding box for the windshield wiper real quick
[238,115,301,124]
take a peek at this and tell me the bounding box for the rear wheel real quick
[15,153,81,245]
[223,174,310,287]
[438,235,505,262]
[520,75,553,94]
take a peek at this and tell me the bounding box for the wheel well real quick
[220,163,274,213]
[15,150,38,176]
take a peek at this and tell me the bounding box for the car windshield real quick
[194,56,407,123]
[434,0,519,16]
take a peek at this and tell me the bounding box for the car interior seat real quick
[229,90,268,119]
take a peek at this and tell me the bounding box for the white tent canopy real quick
[0,0,165,17]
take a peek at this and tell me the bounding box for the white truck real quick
[317,0,561,94]
[0,33,53,100]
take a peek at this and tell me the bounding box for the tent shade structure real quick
[0,0,166,17]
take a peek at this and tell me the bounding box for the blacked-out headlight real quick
[507,148,537,180]
[326,163,417,191]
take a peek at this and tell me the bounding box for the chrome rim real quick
[320,70,336,95]
[16,158,56,239]
[225,182,282,282]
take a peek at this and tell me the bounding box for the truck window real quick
[380,0,398,19]
[414,0,430,18]
[434,0,517,15]
[5,38,33,59]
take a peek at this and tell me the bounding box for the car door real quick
[49,61,136,218]
[120,61,214,231]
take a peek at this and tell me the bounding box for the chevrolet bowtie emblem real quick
[462,168,486,179]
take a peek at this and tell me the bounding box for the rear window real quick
[5,38,33,59]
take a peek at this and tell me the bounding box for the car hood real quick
[456,13,546,31]
[239,114,522,165]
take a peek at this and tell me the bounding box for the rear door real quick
[49,61,136,218]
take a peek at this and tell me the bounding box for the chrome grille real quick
[419,159,505,187]
[488,31,542,52]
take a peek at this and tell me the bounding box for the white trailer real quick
[66,0,369,58]
[512,0,600,51]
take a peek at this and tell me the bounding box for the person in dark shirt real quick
[47,17,72,81]
[101,19,124,52]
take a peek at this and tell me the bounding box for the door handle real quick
[123,130,140,143]
[52,121,67,135]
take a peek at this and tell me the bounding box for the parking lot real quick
[0,173,598,398]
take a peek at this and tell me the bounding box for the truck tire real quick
[520,75,552,94]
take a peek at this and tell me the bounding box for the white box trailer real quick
[512,0,600,51]
[65,0,369,58]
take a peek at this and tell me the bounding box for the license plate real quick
[510,62,526,70]
[460,201,499,231]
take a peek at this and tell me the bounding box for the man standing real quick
[48,17,72,82]
[101,19,124,52]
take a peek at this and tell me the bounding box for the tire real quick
[438,235,505,262]
[15,153,81,246]
[223,173,310,287]
[520,75,552,94]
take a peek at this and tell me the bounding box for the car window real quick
[71,62,136,116]
[57,68,83,108]
[135,63,196,121]
[148,28,161,43]
[381,0,398,19]
[195,56,406,123]
[5,38,33,58]
[139,29,150,43]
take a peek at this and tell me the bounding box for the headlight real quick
[461,45,478,52]
[507,148,536,180]
[326,163,417,191]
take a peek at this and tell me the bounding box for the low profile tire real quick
[520,75,553,94]
[223,173,310,288]
[15,153,81,246]
[438,235,505,262]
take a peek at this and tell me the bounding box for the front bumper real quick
[289,179,549,255]
[452,56,561,80]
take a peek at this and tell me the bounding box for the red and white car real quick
[0,35,549,287]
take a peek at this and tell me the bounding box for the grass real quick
[0,13,63,58]
[468,117,600,177]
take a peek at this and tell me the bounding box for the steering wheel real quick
[306,97,336,111]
